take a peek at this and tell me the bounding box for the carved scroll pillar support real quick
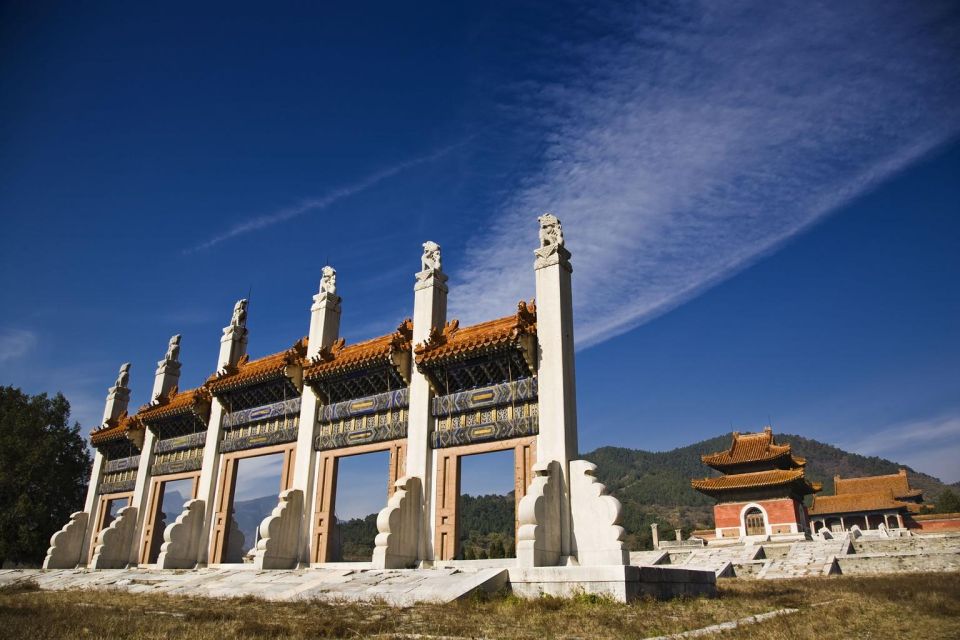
[372,476,422,569]
[294,271,341,566]
[253,489,304,570]
[533,214,577,558]
[410,244,448,562]
[568,460,628,566]
[90,506,138,569]
[156,499,205,569]
[516,461,562,567]
[43,512,89,569]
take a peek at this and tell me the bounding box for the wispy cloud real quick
[451,2,960,348]
[844,413,960,484]
[0,328,37,363]
[185,142,465,253]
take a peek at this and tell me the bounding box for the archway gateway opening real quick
[458,449,516,560]
[329,450,391,561]
[89,493,132,562]
[744,507,766,536]
[434,436,535,561]
[312,440,405,563]
[141,473,198,564]
[210,444,295,564]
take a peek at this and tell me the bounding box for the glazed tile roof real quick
[701,427,804,469]
[90,412,143,446]
[833,469,921,500]
[304,319,413,382]
[808,491,915,516]
[207,338,307,394]
[414,300,537,366]
[136,385,212,425]
[691,468,814,492]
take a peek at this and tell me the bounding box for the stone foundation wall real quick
[837,551,960,575]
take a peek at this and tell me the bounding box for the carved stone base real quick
[156,499,205,569]
[43,512,89,569]
[253,489,303,570]
[517,461,562,567]
[90,506,138,570]
[569,460,628,566]
[372,476,422,569]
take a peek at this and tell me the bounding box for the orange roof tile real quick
[691,468,811,492]
[808,491,914,516]
[89,412,143,447]
[137,385,212,424]
[304,319,413,382]
[207,338,307,394]
[833,469,920,500]
[415,300,537,366]
[701,427,802,469]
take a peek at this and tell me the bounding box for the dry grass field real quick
[0,572,957,639]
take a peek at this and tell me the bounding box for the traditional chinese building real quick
[692,427,821,540]
[807,469,923,533]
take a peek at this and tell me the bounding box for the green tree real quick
[488,537,505,559]
[0,387,91,567]
[935,488,960,514]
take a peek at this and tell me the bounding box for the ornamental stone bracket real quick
[253,489,304,570]
[90,506,138,570]
[569,460,629,566]
[516,461,562,567]
[372,476,422,569]
[156,499,205,569]
[42,511,89,569]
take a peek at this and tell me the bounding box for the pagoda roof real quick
[207,338,307,395]
[701,427,805,470]
[833,469,922,500]
[89,412,143,447]
[414,300,537,368]
[808,491,917,516]
[304,319,413,384]
[691,468,821,497]
[136,385,212,425]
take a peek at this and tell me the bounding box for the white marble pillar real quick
[294,267,341,566]
[128,336,182,564]
[79,364,132,566]
[410,241,447,562]
[196,299,249,565]
[533,214,578,558]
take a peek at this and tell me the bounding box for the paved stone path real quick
[0,566,508,606]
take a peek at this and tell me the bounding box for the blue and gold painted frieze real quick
[432,378,537,417]
[155,431,207,455]
[223,397,301,429]
[314,417,407,451]
[99,478,136,495]
[219,426,299,454]
[104,455,140,474]
[319,388,409,422]
[151,456,203,476]
[431,416,538,448]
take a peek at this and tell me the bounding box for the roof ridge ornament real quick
[534,213,571,271]
[114,363,131,390]
[164,334,181,364]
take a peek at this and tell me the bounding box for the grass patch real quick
[0,573,957,639]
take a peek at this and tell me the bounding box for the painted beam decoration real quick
[314,388,409,451]
[100,454,140,494]
[219,397,301,454]
[432,378,536,417]
[223,397,301,428]
[431,378,539,447]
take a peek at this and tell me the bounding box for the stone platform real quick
[0,563,716,605]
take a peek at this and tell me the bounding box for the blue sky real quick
[2,2,959,518]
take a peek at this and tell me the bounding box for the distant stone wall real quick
[837,551,960,575]
[908,513,960,532]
